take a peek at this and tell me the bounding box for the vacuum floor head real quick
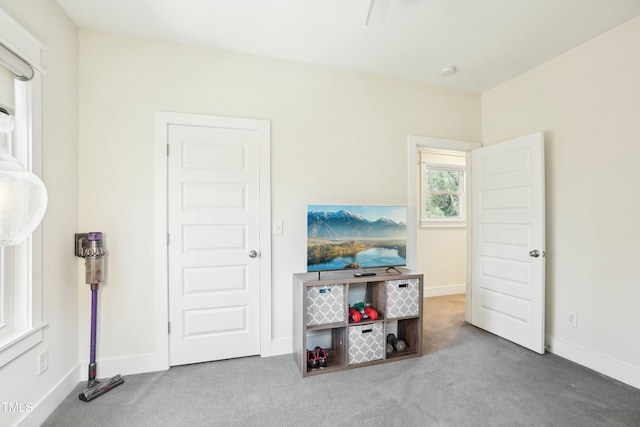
[79,374,124,402]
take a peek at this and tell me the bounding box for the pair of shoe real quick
[307,347,328,370]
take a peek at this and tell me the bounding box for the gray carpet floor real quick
[42,294,640,426]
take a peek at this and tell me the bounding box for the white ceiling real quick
[55,0,640,92]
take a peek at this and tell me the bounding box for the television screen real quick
[307,205,407,272]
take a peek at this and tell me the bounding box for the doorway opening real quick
[406,135,481,336]
[418,147,467,294]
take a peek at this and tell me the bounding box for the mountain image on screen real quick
[307,206,407,272]
[308,210,405,240]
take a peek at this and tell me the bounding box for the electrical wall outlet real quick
[38,350,48,375]
[567,312,577,328]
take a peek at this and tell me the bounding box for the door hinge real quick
[166,144,170,156]
[167,232,170,245]
[168,322,171,334]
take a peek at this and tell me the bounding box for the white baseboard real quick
[269,337,292,356]
[81,344,296,378]
[547,336,640,390]
[18,364,81,427]
[424,283,466,297]
[80,352,163,379]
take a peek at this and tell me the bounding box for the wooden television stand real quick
[293,268,423,377]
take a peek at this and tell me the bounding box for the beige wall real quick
[0,1,79,425]
[77,29,481,368]
[417,228,466,296]
[482,16,640,387]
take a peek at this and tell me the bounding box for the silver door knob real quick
[529,250,540,258]
[249,250,258,258]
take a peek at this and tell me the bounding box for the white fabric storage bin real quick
[305,284,345,326]
[348,322,384,364]
[386,278,420,318]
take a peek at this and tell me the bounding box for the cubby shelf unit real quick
[293,268,423,377]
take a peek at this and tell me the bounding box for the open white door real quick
[471,132,545,354]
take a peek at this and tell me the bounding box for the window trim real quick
[0,8,47,368]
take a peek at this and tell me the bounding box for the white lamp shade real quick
[0,118,47,246]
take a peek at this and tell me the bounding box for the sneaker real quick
[314,347,328,369]
[307,350,319,370]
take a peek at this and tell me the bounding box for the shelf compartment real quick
[348,322,384,365]
[386,278,420,319]
[305,327,346,374]
[305,283,346,326]
[347,281,386,322]
[385,317,421,359]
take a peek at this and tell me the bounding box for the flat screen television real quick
[307,204,407,272]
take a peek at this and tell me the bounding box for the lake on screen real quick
[308,247,405,271]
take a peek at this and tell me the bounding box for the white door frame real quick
[407,135,481,322]
[153,111,272,371]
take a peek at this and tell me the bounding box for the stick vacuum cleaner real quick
[75,232,124,402]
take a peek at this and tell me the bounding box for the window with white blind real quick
[0,53,16,340]
[0,76,31,345]
[0,7,46,368]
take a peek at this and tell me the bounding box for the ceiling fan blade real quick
[365,0,391,26]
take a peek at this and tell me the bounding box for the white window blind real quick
[0,56,12,337]
[0,64,14,114]
[0,41,33,79]
[0,38,34,114]
[0,56,14,339]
